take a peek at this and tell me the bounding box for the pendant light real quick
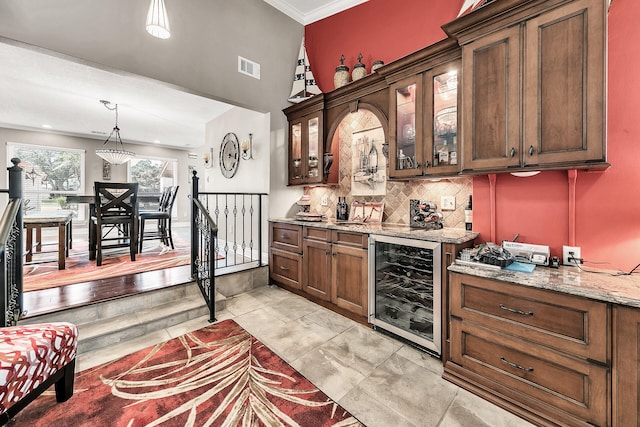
[146,0,171,39]
[96,101,135,165]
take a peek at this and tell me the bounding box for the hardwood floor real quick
[22,265,193,318]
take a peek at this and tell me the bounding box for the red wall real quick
[306,0,640,272]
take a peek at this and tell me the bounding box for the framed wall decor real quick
[102,160,112,180]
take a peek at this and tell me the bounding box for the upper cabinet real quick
[445,0,608,173]
[284,95,324,186]
[385,39,462,179]
[283,0,608,184]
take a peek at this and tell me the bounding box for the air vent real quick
[238,56,260,80]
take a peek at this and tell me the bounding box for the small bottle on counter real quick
[464,195,473,231]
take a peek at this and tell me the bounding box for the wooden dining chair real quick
[90,182,139,266]
[139,185,179,252]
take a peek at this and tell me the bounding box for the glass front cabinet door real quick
[389,77,423,178]
[426,60,460,176]
[288,113,323,186]
[388,60,461,179]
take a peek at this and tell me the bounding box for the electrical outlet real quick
[321,195,329,206]
[441,196,455,211]
[562,245,581,266]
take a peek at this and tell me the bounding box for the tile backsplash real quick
[303,109,472,229]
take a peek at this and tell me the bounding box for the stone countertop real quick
[449,263,640,309]
[269,218,478,245]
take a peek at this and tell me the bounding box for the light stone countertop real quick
[449,263,640,309]
[269,218,478,245]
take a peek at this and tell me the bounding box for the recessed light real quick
[42,124,52,129]
[153,140,161,144]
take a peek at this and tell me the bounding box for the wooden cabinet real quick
[613,306,640,426]
[269,223,302,290]
[386,39,462,179]
[283,95,325,186]
[331,230,368,317]
[446,0,607,173]
[270,222,368,319]
[445,272,610,427]
[302,227,332,302]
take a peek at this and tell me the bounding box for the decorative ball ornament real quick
[219,132,240,178]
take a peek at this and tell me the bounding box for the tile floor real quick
[78,285,534,427]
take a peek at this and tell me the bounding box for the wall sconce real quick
[203,147,213,168]
[241,133,254,160]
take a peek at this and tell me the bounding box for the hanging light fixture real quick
[96,100,136,165]
[146,0,171,39]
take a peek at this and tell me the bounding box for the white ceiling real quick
[0,1,363,150]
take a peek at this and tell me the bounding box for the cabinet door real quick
[462,25,521,172]
[331,244,368,317]
[613,306,640,426]
[524,0,605,166]
[425,60,461,176]
[389,76,423,178]
[288,113,323,185]
[303,239,331,302]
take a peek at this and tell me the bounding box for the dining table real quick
[65,193,162,255]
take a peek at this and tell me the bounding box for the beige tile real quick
[233,307,288,339]
[395,344,444,376]
[303,307,356,333]
[356,352,458,427]
[439,388,535,427]
[224,292,268,316]
[339,387,417,427]
[257,316,340,363]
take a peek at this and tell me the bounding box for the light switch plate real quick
[441,196,455,211]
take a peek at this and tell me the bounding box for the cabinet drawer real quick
[450,320,609,427]
[450,272,608,362]
[303,226,330,242]
[269,248,302,290]
[270,223,302,253]
[331,230,368,249]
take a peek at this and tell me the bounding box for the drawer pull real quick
[281,234,290,240]
[279,266,289,271]
[499,304,533,316]
[500,357,534,372]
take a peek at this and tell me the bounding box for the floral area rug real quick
[23,237,192,292]
[13,319,364,426]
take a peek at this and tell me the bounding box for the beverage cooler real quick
[368,234,442,355]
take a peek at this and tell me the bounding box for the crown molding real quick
[264,0,368,25]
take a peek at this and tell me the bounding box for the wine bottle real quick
[464,195,473,231]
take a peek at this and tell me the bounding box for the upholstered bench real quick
[0,322,78,424]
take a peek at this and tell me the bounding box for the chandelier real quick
[146,0,171,39]
[96,100,135,165]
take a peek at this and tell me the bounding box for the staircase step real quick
[19,282,227,357]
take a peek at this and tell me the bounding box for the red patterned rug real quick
[23,238,192,292]
[13,319,364,426]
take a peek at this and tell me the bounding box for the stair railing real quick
[0,159,24,327]
[190,170,267,322]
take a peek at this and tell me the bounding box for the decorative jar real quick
[372,60,384,72]
[352,53,366,81]
[334,55,350,89]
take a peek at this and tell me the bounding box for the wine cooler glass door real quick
[368,234,441,354]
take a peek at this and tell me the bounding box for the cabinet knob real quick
[528,145,535,156]
[510,147,516,158]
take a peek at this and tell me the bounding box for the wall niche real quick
[305,108,471,228]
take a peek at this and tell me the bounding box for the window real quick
[7,142,86,219]
[127,156,178,214]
